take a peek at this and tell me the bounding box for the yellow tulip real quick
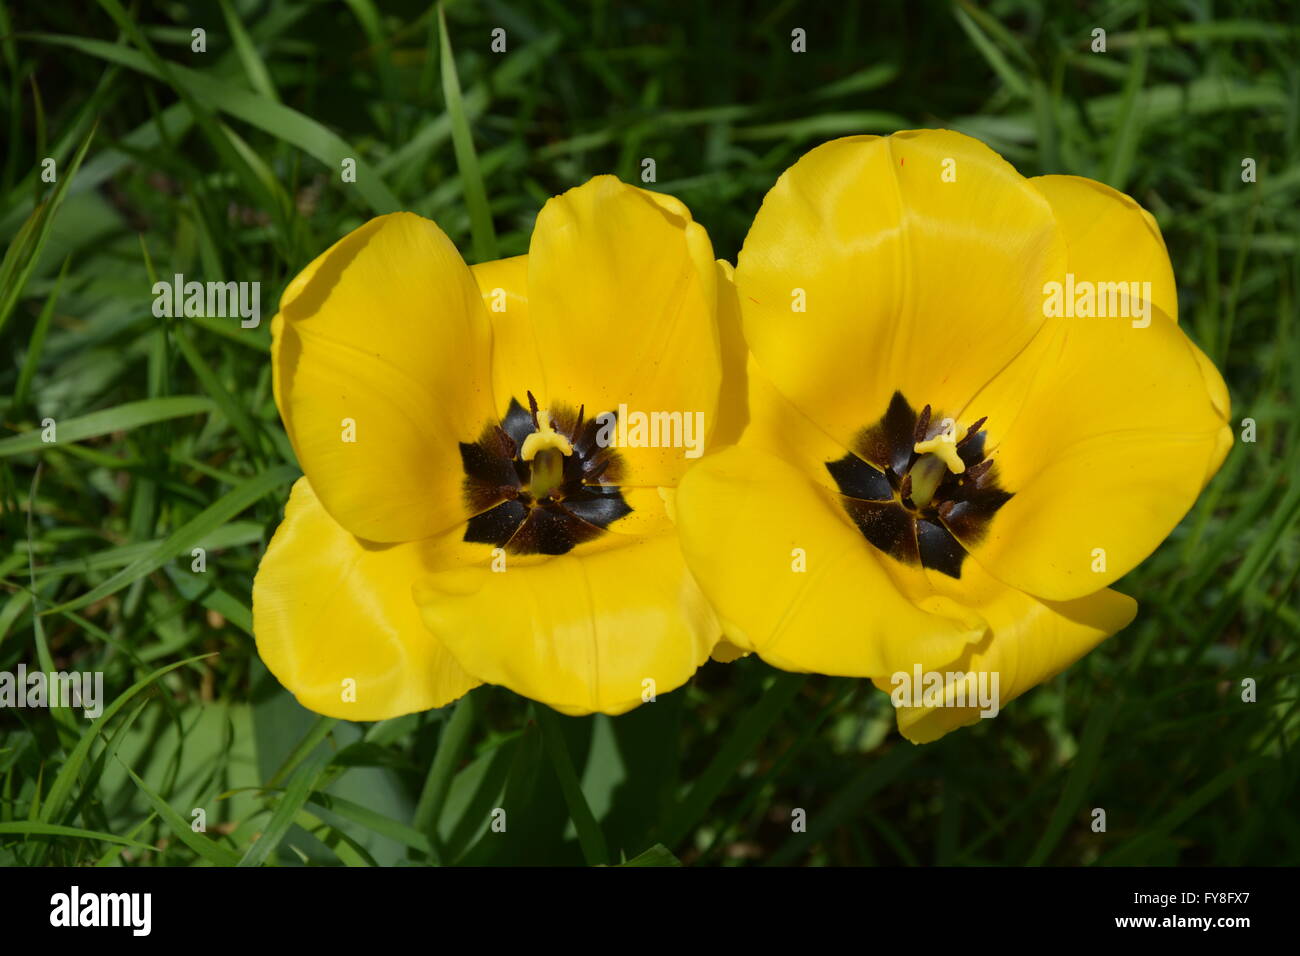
[675,130,1232,743]
[253,176,736,719]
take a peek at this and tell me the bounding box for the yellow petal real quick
[253,478,481,720]
[710,259,750,450]
[1030,174,1178,322]
[737,353,853,491]
[470,254,548,420]
[735,130,1066,451]
[413,534,719,716]
[872,560,1136,743]
[723,364,993,626]
[273,212,496,543]
[674,445,984,678]
[956,178,1232,601]
[710,639,751,663]
[525,176,722,487]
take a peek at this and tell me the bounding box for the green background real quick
[1,0,1296,866]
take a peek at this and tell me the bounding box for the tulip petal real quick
[955,177,1232,601]
[525,176,722,486]
[873,560,1136,743]
[735,130,1066,451]
[413,534,719,716]
[710,259,751,450]
[470,254,549,420]
[1031,174,1179,322]
[738,354,858,492]
[253,478,481,720]
[710,640,751,663]
[273,212,496,543]
[674,444,984,679]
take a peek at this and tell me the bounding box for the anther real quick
[914,405,932,444]
[957,416,987,448]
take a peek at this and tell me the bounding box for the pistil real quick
[907,453,948,509]
[913,424,968,475]
[529,447,565,500]
[519,406,574,500]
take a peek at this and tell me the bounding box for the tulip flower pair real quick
[253,129,1230,742]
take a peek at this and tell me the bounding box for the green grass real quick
[0,0,1296,866]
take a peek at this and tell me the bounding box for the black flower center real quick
[825,391,1012,578]
[459,393,632,555]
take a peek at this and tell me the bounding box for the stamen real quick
[957,417,987,448]
[914,405,932,445]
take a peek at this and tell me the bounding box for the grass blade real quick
[25,33,401,214]
[438,3,497,262]
[536,705,608,866]
[238,750,333,867]
[0,396,215,457]
[40,655,213,825]
[45,463,297,615]
[0,123,93,335]
[659,673,805,849]
[120,763,241,866]
[0,820,156,853]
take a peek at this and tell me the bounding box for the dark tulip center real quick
[825,391,1012,578]
[458,392,632,556]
